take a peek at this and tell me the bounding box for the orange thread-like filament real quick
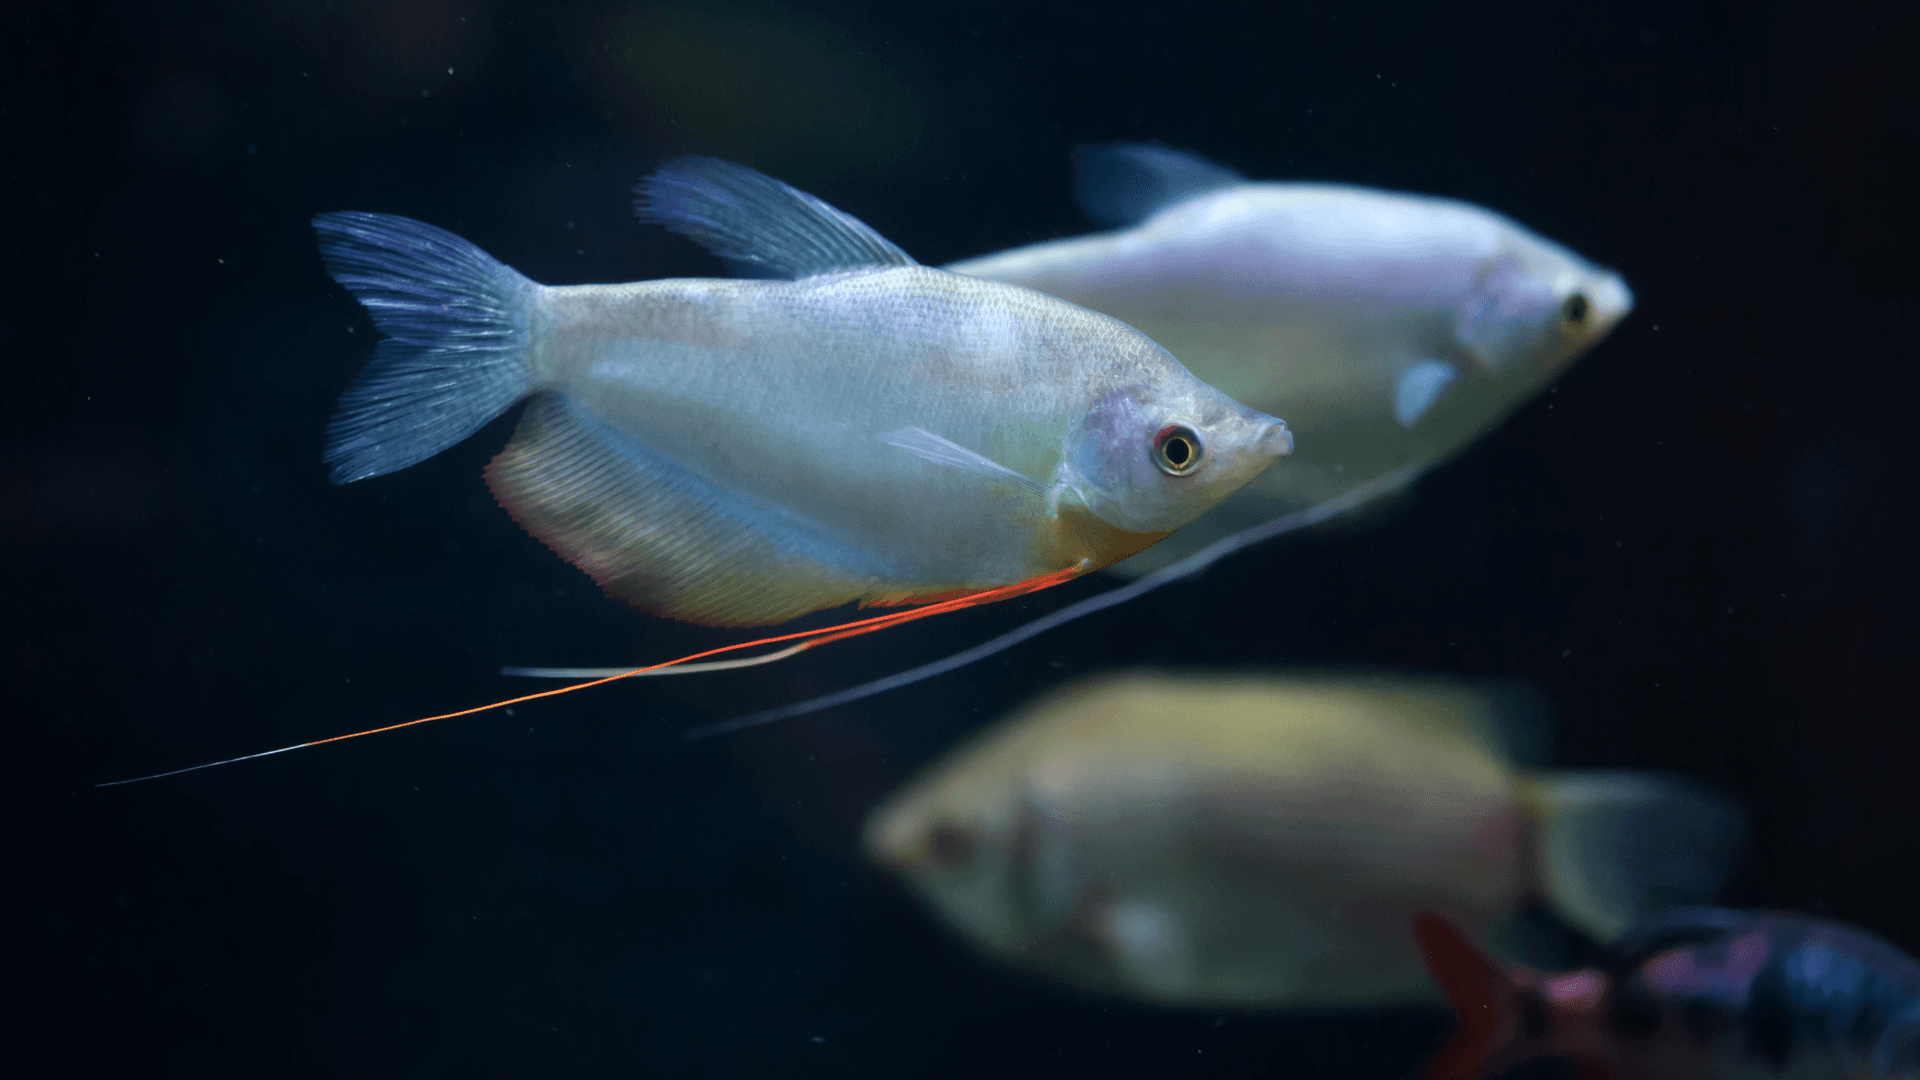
[98,565,1084,786]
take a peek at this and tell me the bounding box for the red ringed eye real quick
[1152,424,1205,476]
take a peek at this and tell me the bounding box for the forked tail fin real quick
[313,212,541,483]
[1413,913,1515,1080]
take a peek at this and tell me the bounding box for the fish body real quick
[864,672,1744,1008]
[950,145,1633,574]
[1417,907,1920,1080]
[316,158,1291,626]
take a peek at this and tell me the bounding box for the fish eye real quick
[926,823,976,869]
[1152,424,1205,477]
[1562,292,1591,326]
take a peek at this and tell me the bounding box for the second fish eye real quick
[927,823,976,869]
[1153,425,1205,477]
[1562,292,1591,325]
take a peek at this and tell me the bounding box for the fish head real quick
[863,741,1043,954]
[1456,235,1634,380]
[1062,378,1293,535]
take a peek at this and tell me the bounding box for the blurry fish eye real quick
[927,823,976,869]
[1562,292,1591,326]
[1152,424,1205,477]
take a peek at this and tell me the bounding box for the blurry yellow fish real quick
[316,157,1292,626]
[865,672,1743,1008]
[949,145,1633,575]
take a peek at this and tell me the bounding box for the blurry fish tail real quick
[313,212,540,484]
[1520,772,1748,944]
[1412,912,1518,1080]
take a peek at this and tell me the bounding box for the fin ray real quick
[313,212,540,483]
[488,394,927,627]
[882,426,1047,496]
[1528,771,1748,943]
[635,156,916,280]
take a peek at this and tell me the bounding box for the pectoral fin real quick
[1395,360,1459,426]
[882,426,1047,496]
[1090,898,1198,998]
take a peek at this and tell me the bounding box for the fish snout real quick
[1256,416,1294,458]
[1587,271,1635,329]
[863,811,923,870]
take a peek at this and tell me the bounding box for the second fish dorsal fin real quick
[488,393,911,627]
[635,156,917,280]
[1074,143,1246,229]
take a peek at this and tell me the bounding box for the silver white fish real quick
[314,158,1291,627]
[949,145,1634,575]
[865,672,1744,1009]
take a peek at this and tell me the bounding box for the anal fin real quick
[487,394,912,627]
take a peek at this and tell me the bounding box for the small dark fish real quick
[1415,907,1920,1080]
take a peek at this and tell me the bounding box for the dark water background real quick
[8,0,1917,1075]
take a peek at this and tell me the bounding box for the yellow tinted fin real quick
[1522,771,1747,943]
[487,393,913,627]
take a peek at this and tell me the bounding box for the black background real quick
[8,0,1917,1076]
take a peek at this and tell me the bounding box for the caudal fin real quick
[1413,912,1517,1080]
[313,212,540,484]
[1525,772,1748,943]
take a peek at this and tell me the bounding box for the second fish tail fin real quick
[313,212,542,484]
[1521,771,1748,944]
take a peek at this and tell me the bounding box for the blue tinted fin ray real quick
[313,212,540,483]
[635,157,916,280]
[488,394,915,627]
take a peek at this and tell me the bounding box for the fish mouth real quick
[863,808,936,871]
[1589,271,1635,328]
[1257,417,1294,457]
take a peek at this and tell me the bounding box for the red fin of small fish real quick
[1413,911,1511,1080]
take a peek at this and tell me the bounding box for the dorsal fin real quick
[1074,143,1246,228]
[634,156,917,280]
[1475,679,1555,768]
